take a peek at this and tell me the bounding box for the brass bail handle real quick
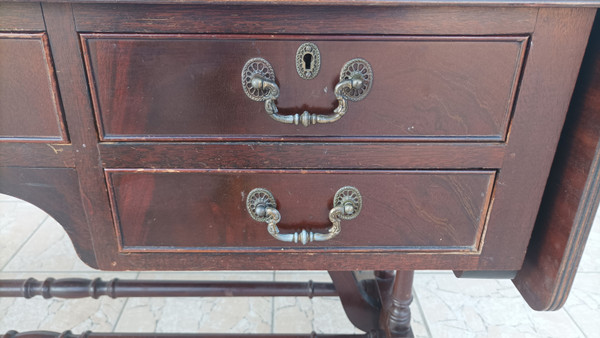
[242,57,373,127]
[246,187,362,245]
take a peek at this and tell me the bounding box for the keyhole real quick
[303,53,313,70]
[296,43,320,79]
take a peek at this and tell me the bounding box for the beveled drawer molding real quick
[82,34,527,142]
[106,169,495,253]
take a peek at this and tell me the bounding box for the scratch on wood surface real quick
[47,144,63,154]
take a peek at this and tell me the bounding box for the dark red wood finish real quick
[0,278,338,298]
[474,7,596,270]
[7,4,583,272]
[1,1,599,335]
[0,0,596,306]
[82,34,526,142]
[0,33,67,142]
[0,271,396,335]
[72,4,538,35]
[0,167,97,268]
[0,143,74,167]
[381,271,415,337]
[513,13,600,311]
[41,3,114,271]
[106,169,494,251]
[0,3,44,31]
[9,0,600,6]
[99,143,505,169]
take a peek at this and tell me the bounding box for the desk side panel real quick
[514,11,600,311]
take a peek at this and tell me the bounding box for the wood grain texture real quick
[473,7,597,269]
[0,33,68,142]
[0,143,74,167]
[73,4,537,35]
[106,169,494,252]
[4,0,600,6]
[31,4,599,273]
[0,3,44,31]
[99,143,505,169]
[0,167,97,268]
[513,13,600,311]
[42,3,113,269]
[0,4,597,336]
[63,249,483,271]
[82,34,526,142]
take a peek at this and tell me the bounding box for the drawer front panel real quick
[107,169,495,252]
[83,34,526,142]
[0,3,45,31]
[0,33,67,142]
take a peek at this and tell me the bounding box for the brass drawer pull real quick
[246,187,362,245]
[242,57,373,127]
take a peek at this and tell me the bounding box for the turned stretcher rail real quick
[2,331,372,338]
[0,278,337,299]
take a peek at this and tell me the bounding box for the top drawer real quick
[82,34,527,142]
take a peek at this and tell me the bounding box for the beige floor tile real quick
[414,273,585,338]
[3,217,97,272]
[274,271,331,283]
[0,202,48,269]
[411,290,432,338]
[563,273,600,337]
[273,271,357,334]
[0,272,136,333]
[273,294,361,334]
[114,271,273,333]
[115,296,272,333]
[272,296,317,334]
[0,194,21,202]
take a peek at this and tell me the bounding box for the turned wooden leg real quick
[379,270,414,338]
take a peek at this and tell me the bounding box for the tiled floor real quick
[0,193,598,337]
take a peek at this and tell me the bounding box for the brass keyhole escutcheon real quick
[296,42,320,80]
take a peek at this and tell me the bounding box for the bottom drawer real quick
[106,169,495,253]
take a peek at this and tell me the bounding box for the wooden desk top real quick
[2,0,600,7]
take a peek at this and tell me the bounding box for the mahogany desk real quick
[1,1,600,336]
